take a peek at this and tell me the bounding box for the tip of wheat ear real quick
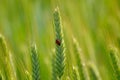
[25,70,31,80]
[0,34,8,57]
[0,34,6,44]
[87,62,101,80]
[0,35,5,44]
[0,34,3,38]
[54,6,59,12]
[72,66,78,80]
[31,44,37,53]
[72,37,85,80]
[0,35,5,45]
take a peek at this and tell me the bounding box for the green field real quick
[0,0,120,80]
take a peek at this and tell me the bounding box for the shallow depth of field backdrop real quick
[0,0,120,80]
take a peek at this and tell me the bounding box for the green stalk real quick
[52,7,65,80]
[31,44,40,80]
[109,47,120,80]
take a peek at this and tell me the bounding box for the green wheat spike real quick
[52,7,65,80]
[87,63,100,80]
[0,35,14,80]
[73,37,85,80]
[109,47,120,80]
[31,44,40,80]
[72,66,78,80]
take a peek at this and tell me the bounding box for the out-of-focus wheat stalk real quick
[109,46,120,80]
[0,35,16,80]
[73,37,86,80]
[87,63,101,80]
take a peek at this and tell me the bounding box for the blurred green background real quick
[0,0,120,80]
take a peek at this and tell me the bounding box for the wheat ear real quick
[52,7,65,80]
[109,47,120,80]
[87,63,101,80]
[72,66,78,80]
[73,37,85,80]
[31,44,40,80]
[0,35,15,80]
